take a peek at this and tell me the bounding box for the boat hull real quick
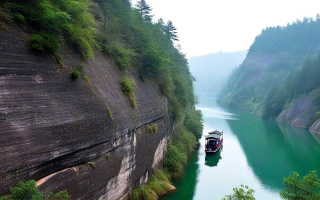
[205,145,222,153]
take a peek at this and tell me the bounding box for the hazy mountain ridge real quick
[220,18,320,133]
[188,51,247,95]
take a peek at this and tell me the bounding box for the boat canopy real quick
[205,130,223,139]
[205,134,221,139]
[209,130,223,135]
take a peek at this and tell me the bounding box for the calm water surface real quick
[162,97,320,200]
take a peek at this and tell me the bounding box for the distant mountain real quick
[220,18,320,134]
[188,51,247,96]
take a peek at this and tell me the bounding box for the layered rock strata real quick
[0,25,173,199]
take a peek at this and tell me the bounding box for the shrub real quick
[10,180,42,200]
[163,127,198,177]
[120,76,135,95]
[0,180,70,200]
[130,170,174,200]
[120,76,137,109]
[44,190,70,200]
[13,13,25,24]
[148,124,159,134]
[5,0,96,58]
[222,184,256,200]
[184,110,203,139]
[30,33,60,52]
[70,70,81,80]
[164,143,187,176]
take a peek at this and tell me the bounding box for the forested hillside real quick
[188,51,246,95]
[220,17,320,133]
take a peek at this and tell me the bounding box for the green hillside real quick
[220,18,320,121]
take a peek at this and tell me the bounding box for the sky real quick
[133,0,320,58]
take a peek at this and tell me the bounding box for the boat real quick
[205,130,223,153]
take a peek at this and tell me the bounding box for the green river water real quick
[162,96,320,200]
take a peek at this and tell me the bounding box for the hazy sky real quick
[133,0,320,58]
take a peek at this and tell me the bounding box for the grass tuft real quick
[54,53,64,67]
[148,124,158,134]
[120,76,137,109]
[106,153,111,161]
[130,170,174,200]
[87,161,95,169]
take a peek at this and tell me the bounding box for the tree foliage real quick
[135,0,153,22]
[280,171,320,200]
[0,180,69,200]
[4,0,96,58]
[222,184,256,200]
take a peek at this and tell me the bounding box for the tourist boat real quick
[205,130,223,153]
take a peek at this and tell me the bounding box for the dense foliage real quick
[220,17,320,119]
[0,180,69,200]
[164,110,203,176]
[224,171,320,200]
[4,0,96,58]
[222,185,256,200]
[280,171,320,200]
[129,170,174,200]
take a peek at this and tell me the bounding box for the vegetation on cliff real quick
[0,180,69,200]
[1,0,196,120]
[130,109,203,199]
[220,17,320,120]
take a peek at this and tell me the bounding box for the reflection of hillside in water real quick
[205,148,222,167]
[225,107,320,191]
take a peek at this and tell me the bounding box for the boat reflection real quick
[205,147,222,167]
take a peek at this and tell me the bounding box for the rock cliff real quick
[0,25,174,199]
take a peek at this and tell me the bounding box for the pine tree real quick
[165,20,178,41]
[135,0,153,22]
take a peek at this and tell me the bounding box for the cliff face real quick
[277,96,316,129]
[0,25,173,199]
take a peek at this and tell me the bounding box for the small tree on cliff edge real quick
[135,0,153,22]
[165,20,179,42]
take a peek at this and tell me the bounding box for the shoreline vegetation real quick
[130,110,203,200]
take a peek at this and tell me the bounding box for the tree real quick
[280,171,320,200]
[135,0,153,22]
[222,184,256,200]
[165,20,178,41]
[0,180,70,200]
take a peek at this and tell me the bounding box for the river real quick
[162,96,320,200]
